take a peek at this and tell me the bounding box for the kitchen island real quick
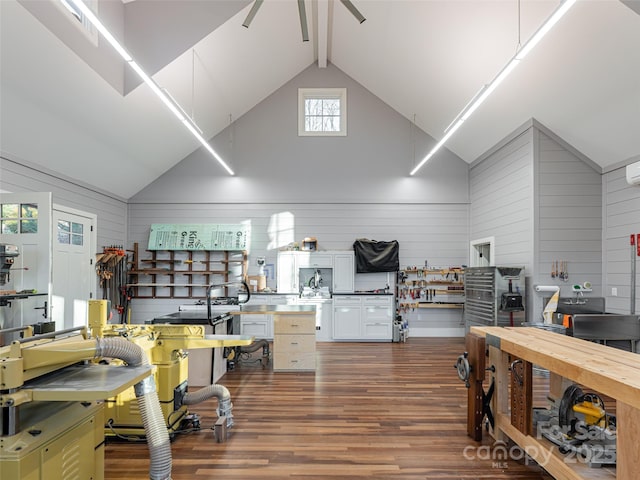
[232,305,317,372]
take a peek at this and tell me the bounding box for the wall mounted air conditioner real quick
[627,161,640,185]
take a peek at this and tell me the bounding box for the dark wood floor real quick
[105,338,553,479]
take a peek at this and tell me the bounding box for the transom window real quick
[298,88,347,136]
[1,203,38,234]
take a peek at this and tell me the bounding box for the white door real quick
[0,192,52,330]
[52,206,96,330]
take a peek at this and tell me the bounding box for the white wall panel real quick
[603,164,640,314]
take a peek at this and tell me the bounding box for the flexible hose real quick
[96,337,172,480]
[239,338,270,354]
[183,384,234,428]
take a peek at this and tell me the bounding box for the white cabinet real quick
[333,253,354,293]
[362,296,393,340]
[296,254,333,268]
[332,295,393,341]
[276,252,298,293]
[333,296,362,339]
[277,251,354,294]
[240,295,272,339]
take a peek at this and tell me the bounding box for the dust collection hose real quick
[183,384,234,428]
[95,337,172,480]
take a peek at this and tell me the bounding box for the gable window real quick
[298,88,347,136]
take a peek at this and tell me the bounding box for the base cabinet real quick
[273,314,316,372]
[333,296,393,341]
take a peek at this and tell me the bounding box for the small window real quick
[1,203,38,234]
[57,219,84,246]
[56,0,98,45]
[298,88,347,136]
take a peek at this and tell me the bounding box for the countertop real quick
[150,304,315,325]
[233,304,316,314]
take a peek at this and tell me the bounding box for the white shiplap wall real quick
[535,130,602,318]
[603,165,640,314]
[470,129,535,270]
[127,202,469,331]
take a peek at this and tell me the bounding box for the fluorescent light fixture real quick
[298,0,309,42]
[243,0,264,29]
[341,0,366,24]
[410,0,576,176]
[67,0,234,175]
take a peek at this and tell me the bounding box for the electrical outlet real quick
[611,287,618,296]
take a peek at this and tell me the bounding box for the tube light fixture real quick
[68,0,235,176]
[298,0,310,42]
[242,0,264,29]
[410,0,576,176]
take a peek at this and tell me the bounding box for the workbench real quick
[470,326,640,480]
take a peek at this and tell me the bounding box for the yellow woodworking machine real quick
[88,300,253,438]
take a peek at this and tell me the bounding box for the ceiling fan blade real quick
[242,0,264,28]
[298,0,309,42]
[340,0,366,24]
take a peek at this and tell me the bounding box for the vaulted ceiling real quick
[1,0,639,199]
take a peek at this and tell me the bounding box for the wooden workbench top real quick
[471,326,640,409]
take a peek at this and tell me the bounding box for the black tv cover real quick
[353,239,400,273]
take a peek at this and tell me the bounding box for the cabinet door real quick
[297,253,333,268]
[333,253,355,293]
[333,305,361,339]
[276,252,298,293]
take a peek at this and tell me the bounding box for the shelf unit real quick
[127,242,247,299]
[396,268,464,313]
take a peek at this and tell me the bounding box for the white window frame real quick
[298,88,347,137]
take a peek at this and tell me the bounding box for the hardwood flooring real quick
[105,338,554,479]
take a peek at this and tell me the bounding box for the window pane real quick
[21,204,38,218]
[72,234,84,246]
[58,220,71,233]
[72,222,84,234]
[323,116,340,132]
[21,219,38,233]
[322,99,340,115]
[1,204,18,218]
[58,232,70,244]
[1,220,18,234]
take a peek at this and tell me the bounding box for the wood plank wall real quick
[535,131,602,315]
[127,202,469,332]
[603,164,640,314]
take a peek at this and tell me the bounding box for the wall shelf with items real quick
[127,242,247,299]
[396,268,465,314]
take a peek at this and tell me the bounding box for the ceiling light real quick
[67,0,235,176]
[298,0,310,42]
[341,0,366,24]
[242,0,264,28]
[410,0,576,176]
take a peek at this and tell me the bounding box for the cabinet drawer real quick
[363,296,392,306]
[274,334,316,353]
[334,296,362,306]
[273,352,316,371]
[273,315,315,334]
[241,320,270,338]
[362,321,392,339]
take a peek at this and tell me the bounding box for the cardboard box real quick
[248,275,266,292]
